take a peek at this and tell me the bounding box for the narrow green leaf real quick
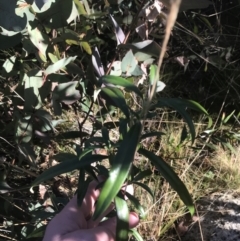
[100,75,143,98]
[15,115,33,144]
[132,181,154,199]
[179,125,188,145]
[129,228,144,241]
[158,98,212,128]
[222,141,236,154]
[222,110,235,124]
[101,87,129,118]
[133,169,152,182]
[77,169,87,207]
[115,196,129,241]
[102,127,110,145]
[125,192,146,219]
[171,99,208,115]
[154,99,196,142]
[27,225,46,238]
[78,147,98,160]
[93,122,142,220]
[138,148,194,215]
[119,118,128,140]
[149,64,158,85]
[32,155,107,187]
[73,0,87,15]
[80,41,92,54]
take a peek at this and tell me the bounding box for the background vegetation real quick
[0,0,240,240]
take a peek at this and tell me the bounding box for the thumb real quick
[62,213,139,241]
[98,211,140,233]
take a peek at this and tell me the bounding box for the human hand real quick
[43,178,139,241]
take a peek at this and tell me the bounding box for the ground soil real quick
[181,191,240,241]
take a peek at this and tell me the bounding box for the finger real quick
[61,176,104,218]
[129,212,140,228]
[88,184,135,228]
[80,177,103,218]
[62,225,116,241]
[99,212,139,229]
[87,202,115,228]
[61,212,139,241]
[53,177,103,232]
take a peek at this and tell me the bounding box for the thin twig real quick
[196,205,204,241]
[143,0,182,119]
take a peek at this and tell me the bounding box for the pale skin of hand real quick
[43,178,139,241]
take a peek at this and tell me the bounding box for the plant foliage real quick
[0,0,224,240]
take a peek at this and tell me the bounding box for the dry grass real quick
[133,116,240,241]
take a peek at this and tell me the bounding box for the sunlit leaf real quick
[2,56,17,74]
[73,0,87,15]
[119,40,162,58]
[121,50,137,76]
[129,228,144,241]
[15,115,33,144]
[80,41,92,54]
[134,52,152,62]
[23,69,44,111]
[149,64,157,85]
[28,20,49,57]
[48,53,59,63]
[222,110,235,124]
[100,75,142,98]
[115,195,129,241]
[92,47,105,77]
[109,14,125,45]
[45,56,77,75]
[93,122,142,220]
[109,61,122,76]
